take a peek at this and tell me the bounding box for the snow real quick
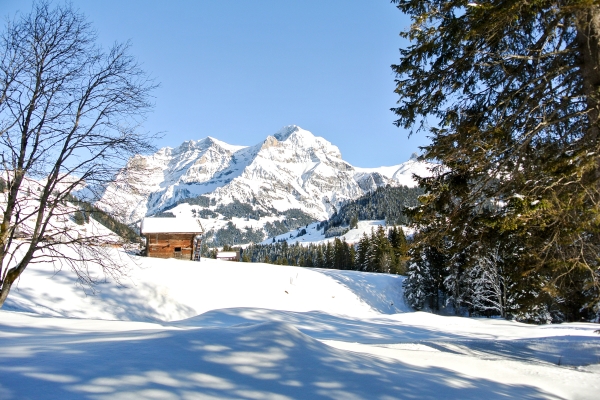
[203,136,248,154]
[0,178,123,245]
[216,251,238,259]
[1,250,599,399]
[140,216,204,234]
[354,158,433,188]
[262,219,410,246]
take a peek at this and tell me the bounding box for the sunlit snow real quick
[1,248,598,399]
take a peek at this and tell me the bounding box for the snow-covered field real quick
[1,252,599,399]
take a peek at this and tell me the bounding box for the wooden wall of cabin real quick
[144,233,199,260]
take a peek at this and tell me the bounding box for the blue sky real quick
[0,1,429,167]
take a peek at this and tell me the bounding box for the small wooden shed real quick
[140,218,203,260]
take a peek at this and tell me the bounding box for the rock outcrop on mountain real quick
[99,126,430,232]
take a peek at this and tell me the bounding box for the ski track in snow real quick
[0,251,599,399]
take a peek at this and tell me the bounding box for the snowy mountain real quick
[99,126,430,236]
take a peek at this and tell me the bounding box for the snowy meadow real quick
[0,251,598,399]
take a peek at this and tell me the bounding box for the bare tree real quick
[0,1,157,307]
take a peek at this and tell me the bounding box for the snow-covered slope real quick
[3,251,408,321]
[100,126,431,226]
[1,252,599,399]
[0,177,123,245]
[261,219,407,246]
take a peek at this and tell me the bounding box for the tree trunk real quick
[576,5,600,154]
[0,266,20,307]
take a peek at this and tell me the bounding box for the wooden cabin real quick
[140,218,203,260]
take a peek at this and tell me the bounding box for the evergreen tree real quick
[316,246,325,269]
[72,210,85,226]
[393,0,600,320]
[388,226,408,274]
[347,243,356,271]
[356,233,370,272]
[332,238,344,270]
[350,215,358,229]
[305,251,314,268]
[364,228,377,273]
[404,238,448,311]
[372,226,392,273]
[388,226,407,258]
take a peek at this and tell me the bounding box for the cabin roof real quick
[140,217,204,234]
[217,251,238,258]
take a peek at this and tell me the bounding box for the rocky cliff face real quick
[99,126,429,226]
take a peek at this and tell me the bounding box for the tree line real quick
[238,225,408,274]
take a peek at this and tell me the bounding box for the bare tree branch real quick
[0,1,158,307]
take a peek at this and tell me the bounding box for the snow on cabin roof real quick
[141,217,204,234]
[217,252,238,258]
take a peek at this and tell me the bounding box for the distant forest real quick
[324,185,424,233]
[222,225,409,275]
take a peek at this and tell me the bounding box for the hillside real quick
[155,184,423,248]
[0,177,137,246]
[326,184,424,228]
[1,252,598,399]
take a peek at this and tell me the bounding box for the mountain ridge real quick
[98,126,431,241]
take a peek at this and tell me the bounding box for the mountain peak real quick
[273,125,302,141]
[201,136,247,153]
